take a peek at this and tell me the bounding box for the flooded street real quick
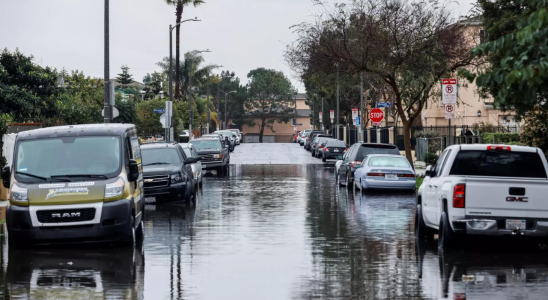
[1,161,548,299]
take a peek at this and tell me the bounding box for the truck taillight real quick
[453,184,466,208]
[487,145,511,151]
[324,147,329,152]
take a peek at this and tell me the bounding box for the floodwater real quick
[1,164,548,299]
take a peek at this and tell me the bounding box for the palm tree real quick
[164,0,205,100]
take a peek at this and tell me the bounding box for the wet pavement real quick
[1,148,548,299]
[230,143,322,164]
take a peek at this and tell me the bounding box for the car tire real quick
[199,178,203,189]
[414,204,434,241]
[337,172,344,187]
[136,219,145,244]
[311,151,315,157]
[184,183,192,206]
[438,211,457,250]
[124,214,136,247]
[322,156,326,162]
[345,172,352,189]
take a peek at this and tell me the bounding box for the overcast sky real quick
[1,0,475,92]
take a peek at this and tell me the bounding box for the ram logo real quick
[506,197,528,202]
[52,212,81,218]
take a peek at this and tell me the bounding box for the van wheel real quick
[415,204,434,240]
[136,220,145,243]
[124,214,136,247]
[438,212,457,250]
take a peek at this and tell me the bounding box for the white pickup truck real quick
[415,144,548,249]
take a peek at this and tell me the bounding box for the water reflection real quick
[0,230,144,299]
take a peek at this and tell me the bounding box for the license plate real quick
[385,174,397,180]
[506,219,526,230]
[145,197,156,204]
[334,149,339,152]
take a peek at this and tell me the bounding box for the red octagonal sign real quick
[369,108,384,124]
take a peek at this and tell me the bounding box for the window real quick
[368,156,410,168]
[326,140,346,147]
[355,145,400,161]
[141,148,182,166]
[450,150,547,178]
[437,149,452,177]
[190,140,222,150]
[182,148,193,158]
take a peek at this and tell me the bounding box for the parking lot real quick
[1,143,548,299]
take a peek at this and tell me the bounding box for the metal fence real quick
[370,127,377,143]
[380,128,390,144]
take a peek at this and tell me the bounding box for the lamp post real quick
[188,49,210,137]
[206,65,223,134]
[224,91,237,130]
[169,17,200,140]
[104,0,111,123]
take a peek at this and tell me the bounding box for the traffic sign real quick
[351,108,358,125]
[154,108,166,114]
[442,79,457,104]
[330,110,334,119]
[377,102,392,108]
[369,108,384,124]
[445,104,455,119]
[319,111,323,123]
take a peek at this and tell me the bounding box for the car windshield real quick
[141,148,181,165]
[14,136,121,182]
[356,145,400,161]
[450,150,547,178]
[215,131,231,138]
[368,156,410,168]
[327,140,346,147]
[182,148,192,157]
[190,140,222,150]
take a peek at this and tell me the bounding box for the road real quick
[0,143,547,299]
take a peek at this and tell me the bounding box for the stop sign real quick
[369,108,384,124]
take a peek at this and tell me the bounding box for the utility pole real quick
[217,81,220,131]
[103,0,112,123]
[168,24,173,141]
[312,95,315,130]
[206,74,210,134]
[189,66,193,137]
[336,70,340,140]
[360,71,364,142]
[294,93,297,131]
[321,95,324,131]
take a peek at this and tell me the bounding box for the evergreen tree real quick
[116,65,134,88]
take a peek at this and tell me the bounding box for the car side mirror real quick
[186,157,197,164]
[1,166,11,188]
[128,160,139,182]
[425,165,434,178]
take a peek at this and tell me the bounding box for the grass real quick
[416,177,424,190]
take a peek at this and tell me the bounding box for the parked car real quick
[202,133,223,143]
[321,139,348,162]
[141,143,196,206]
[179,130,194,143]
[416,144,548,249]
[214,130,235,152]
[353,154,416,191]
[228,129,242,143]
[337,143,401,188]
[311,137,333,157]
[231,132,241,145]
[298,131,310,146]
[189,138,230,175]
[293,130,302,143]
[2,124,145,246]
[179,143,203,189]
[304,131,325,151]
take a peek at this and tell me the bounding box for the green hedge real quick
[482,133,520,144]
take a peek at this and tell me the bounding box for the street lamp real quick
[188,49,211,137]
[168,17,200,141]
[224,91,237,130]
[206,64,223,134]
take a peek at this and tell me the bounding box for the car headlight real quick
[105,177,125,198]
[11,183,28,202]
[214,154,222,159]
[171,173,183,184]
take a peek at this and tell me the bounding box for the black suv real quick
[337,143,401,188]
[189,138,230,175]
[141,143,197,205]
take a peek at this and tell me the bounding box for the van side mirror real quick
[425,165,433,178]
[128,160,139,182]
[1,166,10,188]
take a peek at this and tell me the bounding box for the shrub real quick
[423,152,439,165]
[521,110,548,154]
[482,132,520,144]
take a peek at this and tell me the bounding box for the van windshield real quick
[14,136,121,182]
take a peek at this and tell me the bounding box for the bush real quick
[521,110,548,153]
[0,114,8,169]
[482,132,520,144]
[414,130,442,154]
[423,152,439,165]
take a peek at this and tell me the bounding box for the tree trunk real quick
[259,119,266,143]
[174,4,182,100]
[403,121,413,166]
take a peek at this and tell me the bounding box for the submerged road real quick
[1,144,548,299]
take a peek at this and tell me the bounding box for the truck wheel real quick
[124,214,136,247]
[415,204,434,240]
[136,219,145,243]
[438,212,457,250]
[184,183,192,206]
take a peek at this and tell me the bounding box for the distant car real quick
[179,143,203,189]
[189,138,230,175]
[304,131,326,151]
[298,131,309,146]
[293,130,302,143]
[179,130,193,143]
[228,129,242,143]
[337,143,401,188]
[312,137,333,157]
[231,132,241,145]
[202,133,223,144]
[353,154,416,191]
[318,139,345,161]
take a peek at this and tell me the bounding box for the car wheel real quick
[136,219,145,244]
[184,183,192,206]
[438,211,457,250]
[345,172,352,189]
[322,156,326,162]
[414,204,434,240]
[311,151,315,157]
[199,178,203,189]
[337,172,344,187]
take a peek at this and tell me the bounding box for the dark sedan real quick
[321,139,348,162]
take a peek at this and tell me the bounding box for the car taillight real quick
[397,174,415,178]
[453,184,465,208]
[324,147,329,152]
[350,161,361,168]
[344,148,348,152]
[487,145,511,151]
[367,172,385,176]
[319,146,324,149]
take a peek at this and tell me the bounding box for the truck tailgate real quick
[465,177,548,219]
